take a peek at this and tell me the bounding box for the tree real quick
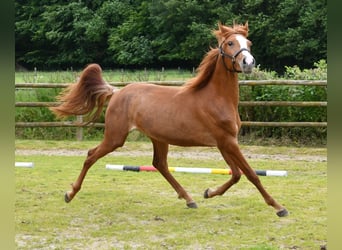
[15,0,326,72]
[233,0,327,72]
[107,1,155,66]
[148,0,234,66]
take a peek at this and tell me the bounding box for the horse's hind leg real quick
[151,139,197,208]
[65,129,128,203]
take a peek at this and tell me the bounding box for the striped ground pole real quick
[105,164,287,177]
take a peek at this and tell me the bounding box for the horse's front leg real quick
[203,144,242,199]
[205,138,288,217]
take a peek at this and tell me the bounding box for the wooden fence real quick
[15,80,327,140]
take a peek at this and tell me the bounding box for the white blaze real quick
[236,35,254,65]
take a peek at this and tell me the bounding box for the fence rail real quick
[15,80,327,140]
[15,101,327,108]
[15,80,327,89]
[15,121,327,128]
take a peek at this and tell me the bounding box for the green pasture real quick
[15,68,194,84]
[15,140,327,249]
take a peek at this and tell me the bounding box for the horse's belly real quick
[135,118,217,147]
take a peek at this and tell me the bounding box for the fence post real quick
[76,115,83,141]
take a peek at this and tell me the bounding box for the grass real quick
[15,68,195,84]
[15,140,327,249]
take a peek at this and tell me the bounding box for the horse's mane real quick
[182,48,219,91]
[183,23,248,91]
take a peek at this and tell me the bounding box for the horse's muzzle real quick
[240,55,255,74]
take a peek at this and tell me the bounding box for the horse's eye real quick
[227,41,233,46]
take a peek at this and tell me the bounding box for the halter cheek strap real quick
[219,43,250,73]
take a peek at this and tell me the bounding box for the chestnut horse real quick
[51,22,288,217]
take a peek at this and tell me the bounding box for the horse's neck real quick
[211,67,240,107]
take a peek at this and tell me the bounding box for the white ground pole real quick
[15,162,34,168]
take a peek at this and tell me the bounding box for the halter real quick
[219,39,251,73]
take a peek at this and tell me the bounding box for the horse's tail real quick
[50,64,114,124]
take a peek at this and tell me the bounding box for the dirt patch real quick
[15,148,326,162]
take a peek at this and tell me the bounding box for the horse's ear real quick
[243,21,249,37]
[214,21,226,41]
[218,22,227,35]
[244,21,249,31]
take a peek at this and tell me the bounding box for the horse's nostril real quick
[243,57,255,66]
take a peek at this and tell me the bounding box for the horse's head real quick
[214,22,255,74]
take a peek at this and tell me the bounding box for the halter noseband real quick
[219,40,251,73]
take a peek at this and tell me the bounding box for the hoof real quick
[276,208,289,217]
[64,192,71,203]
[204,188,210,199]
[187,202,198,208]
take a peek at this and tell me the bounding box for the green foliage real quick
[235,0,327,72]
[108,17,155,66]
[284,59,327,80]
[239,60,327,145]
[15,0,327,72]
